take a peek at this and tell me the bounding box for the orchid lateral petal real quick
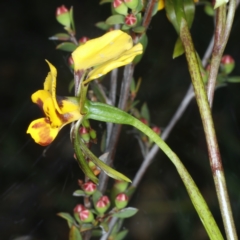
[26,118,59,146]
[31,90,51,110]
[72,30,134,71]
[44,60,61,113]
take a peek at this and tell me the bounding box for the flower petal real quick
[43,97,82,128]
[158,0,165,10]
[57,96,80,114]
[26,118,59,146]
[44,60,61,113]
[72,30,133,71]
[84,43,143,83]
[31,90,51,110]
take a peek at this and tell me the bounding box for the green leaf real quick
[100,0,112,4]
[173,37,185,58]
[80,223,94,232]
[69,7,75,32]
[112,207,138,218]
[100,221,109,232]
[106,15,125,25]
[141,102,150,123]
[132,26,146,33]
[56,42,77,52]
[73,190,86,197]
[165,0,195,34]
[49,33,70,41]
[125,186,136,197]
[80,141,131,182]
[204,4,215,16]
[95,21,111,31]
[58,212,76,228]
[121,24,131,31]
[115,230,129,240]
[227,76,240,83]
[69,225,82,240]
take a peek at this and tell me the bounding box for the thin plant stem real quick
[98,0,157,193]
[180,18,237,240]
[207,0,237,107]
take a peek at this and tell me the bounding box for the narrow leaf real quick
[106,15,125,25]
[56,42,77,52]
[112,207,138,218]
[69,225,82,240]
[227,76,240,83]
[58,212,76,228]
[115,230,129,240]
[173,37,185,58]
[73,190,86,197]
[95,21,111,31]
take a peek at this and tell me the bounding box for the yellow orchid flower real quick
[72,30,143,83]
[27,60,82,146]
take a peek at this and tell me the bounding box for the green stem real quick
[84,100,223,240]
[180,18,238,240]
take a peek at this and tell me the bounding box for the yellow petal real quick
[26,118,59,146]
[72,30,133,71]
[158,0,165,10]
[31,90,51,109]
[44,60,61,113]
[57,96,80,114]
[84,43,143,83]
[43,97,82,128]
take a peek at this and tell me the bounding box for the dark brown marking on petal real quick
[38,124,53,146]
[36,98,44,110]
[56,95,67,108]
[55,110,73,123]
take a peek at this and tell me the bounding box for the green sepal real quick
[69,7,76,32]
[57,212,76,228]
[56,12,71,27]
[173,37,185,58]
[92,190,102,206]
[73,190,86,197]
[69,225,82,240]
[106,14,125,25]
[56,42,77,52]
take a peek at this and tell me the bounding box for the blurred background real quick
[1,0,240,239]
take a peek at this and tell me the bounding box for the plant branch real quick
[180,18,237,240]
[207,0,237,107]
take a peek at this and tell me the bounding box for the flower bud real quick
[140,118,148,125]
[79,209,94,223]
[56,5,71,27]
[73,204,86,223]
[89,128,97,140]
[68,56,74,69]
[83,181,97,195]
[115,193,129,209]
[221,55,235,74]
[79,127,90,143]
[152,126,161,135]
[88,161,101,176]
[114,180,129,193]
[79,37,89,45]
[113,0,128,15]
[95,196,110,213]
[125,13,137,26]
[124,0,138,9]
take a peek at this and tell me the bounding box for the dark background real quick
[1,0,240,239]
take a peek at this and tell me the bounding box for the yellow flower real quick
[27,60,82,146]
[72,30,143,83]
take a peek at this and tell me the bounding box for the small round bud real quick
[83,181,97,195]
[95,196,110,214]
[124,0,138,9]
[68,56,74,69]
[89,128,97,140]
[115,193,129,209]
[113,0,128,15]
[114,180,129,193]
[221,55,235,74]
[125,13,137,26]
[56,5,71,27]
[79,37,89,45]
[79,209,94,223]
[152,126,161,135]
[74,204,86,213]
[79,127,90,143]
[140,118,148,125]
